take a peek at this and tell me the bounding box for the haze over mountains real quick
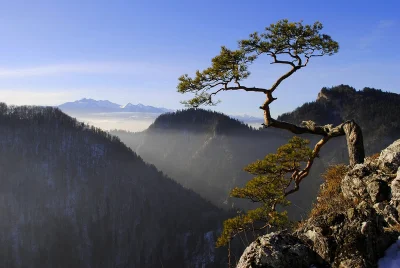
[0,103,241,267]
[1,0,399,266]
[59,98,173,114]
[0,84,398,267]
[112,85,400,219]
[58,98,264,132]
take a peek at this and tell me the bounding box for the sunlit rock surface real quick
[237,139,400,268]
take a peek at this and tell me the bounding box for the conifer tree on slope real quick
[177,20,366,247]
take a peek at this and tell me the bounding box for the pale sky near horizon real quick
[0,0,399,117]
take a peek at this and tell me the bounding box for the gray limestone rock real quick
[379,139,400,173]
[236,230,326,268]
[237,139,400,268]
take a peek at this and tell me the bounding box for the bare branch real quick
[226,86,268,93]
[269,52,296,67]
[210,85,269,95]
[210,88,225,98]
[270,67,300,93]
[284,136,331,196]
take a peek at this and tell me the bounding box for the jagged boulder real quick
[390,168,400,201]
[378,139,400,173]
[237,139,400,268]
[341,163,391,203]
[236,230,326,268]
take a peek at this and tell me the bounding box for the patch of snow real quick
[231,114,264,123]
[378,236,400,267]
[120,103,134,109]
[203,231,215,263]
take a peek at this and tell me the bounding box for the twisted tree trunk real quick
[264,118,365,167]
[263,118,365,196]
[343,121,365,166]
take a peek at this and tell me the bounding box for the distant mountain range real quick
[58,98,265,125]
[58,98,174,113]
[230,114,264,123]
[111,85,400,217]
[0,103,235,267]
[111,109,289,210]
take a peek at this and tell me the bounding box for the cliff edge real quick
[237,139,400,268]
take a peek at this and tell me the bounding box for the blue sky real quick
[0,0,399,117]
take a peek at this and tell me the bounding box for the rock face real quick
[378,139,400,173]
[237,139,400,268]
[236,231,327,268]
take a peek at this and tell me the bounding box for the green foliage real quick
[177,47,250,107]
[216,207,288,247]
[216,137,312,247]
[240,20,339,57]
[177,19,339,108]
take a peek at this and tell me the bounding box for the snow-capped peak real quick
[230,114,264,122]
[121,103,134,109]
[59,98,173,114]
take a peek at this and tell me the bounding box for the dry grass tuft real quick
[309,164,356,219]
[384,224,400,233]
[366,152,380,162]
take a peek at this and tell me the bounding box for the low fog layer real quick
[63,112,160,132]
[62,111,263,132]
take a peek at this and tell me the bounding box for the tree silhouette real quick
[177,19,366,250]
[177,19,364,195]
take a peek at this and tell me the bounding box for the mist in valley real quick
[63,112,160,132]
[62,110,264,133]
[1,1,399,267]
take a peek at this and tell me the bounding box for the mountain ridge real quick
[278,84,400,154]
[0,102,237,267]
[112,85,400,218]
[59,98,173,113]
[112,108,290,209]
[58,98,265,126]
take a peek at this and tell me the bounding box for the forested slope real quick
[278,85,400,161]
[113,85,400,218]
[112,109,289,209]
[0,103,232,268]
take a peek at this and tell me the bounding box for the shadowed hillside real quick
[278,85,400,161]
[112,86,400,220]
[0,103,236,268]
[112,109,290,210]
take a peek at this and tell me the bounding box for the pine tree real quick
[217,136,312,246]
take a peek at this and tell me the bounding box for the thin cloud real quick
[359,19,396,50]
[0,62,183,78]
[0,86,181,108]
[377,20,396,28]
[0,89,81,106]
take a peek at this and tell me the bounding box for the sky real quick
[0,0,399,117]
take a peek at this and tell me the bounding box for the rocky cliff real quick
[237,139,400,268]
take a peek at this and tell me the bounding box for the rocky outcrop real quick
[236,231,327,268]
[378,139,400,173]
[237,139,400,268]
